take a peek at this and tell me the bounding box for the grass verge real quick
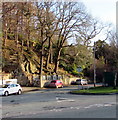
[70,86,118,94]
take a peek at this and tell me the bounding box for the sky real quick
[77,0,117,43]
[81,0,117,26]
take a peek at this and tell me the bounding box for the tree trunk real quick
[39,28,44,88]
[39,49,43,88]
[45,37,51,69]
[50,43,53,64]
[54,48,62,73]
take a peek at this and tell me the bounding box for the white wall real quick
[0,79,17,85]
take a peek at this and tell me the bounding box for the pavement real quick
[22,87,46,93]
[21,84,102,93]
[21,83,118,95]
[22,85,72,93]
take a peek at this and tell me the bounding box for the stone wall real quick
[0,72,79,87]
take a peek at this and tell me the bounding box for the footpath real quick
[22,84,102,93]
[22,87,46,93]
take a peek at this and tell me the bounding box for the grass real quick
[71,86,118,94]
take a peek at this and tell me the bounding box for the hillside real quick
[2,38,74,86]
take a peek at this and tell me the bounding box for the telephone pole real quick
[93,42,96,87]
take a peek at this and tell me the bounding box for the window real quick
[76,79,81,81]
[10,84,14,87]
[10,84,18,87]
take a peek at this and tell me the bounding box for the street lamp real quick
[93,42,96,87]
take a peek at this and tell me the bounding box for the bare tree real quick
[43,2,56,70]
[34,2,56,87]
[51,2,89,73]
[75,18,105,47]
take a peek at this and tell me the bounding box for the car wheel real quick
[4,91,9,96]
[56,86,59,88]
[17,90,22,95]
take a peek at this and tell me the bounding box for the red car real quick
[49,80,63,88]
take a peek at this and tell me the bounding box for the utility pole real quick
[93,42,96,87]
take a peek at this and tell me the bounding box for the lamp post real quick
[93,42,96,87]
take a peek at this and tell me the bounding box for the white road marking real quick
[75,107,80,109]
[56,97,75,102]
[84,102,116,109]
[104,104,112,107]
[84,105,94,109]
[94,104,104,107]
[48,102,116,113]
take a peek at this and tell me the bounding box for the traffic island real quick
[69,86,118,95]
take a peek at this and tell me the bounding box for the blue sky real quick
[79,0,117,43]
[81,0,117,26]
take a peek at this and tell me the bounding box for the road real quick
[1,85,117,118]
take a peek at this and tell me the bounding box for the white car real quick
[0,84,22,96]
[76,79,88,85]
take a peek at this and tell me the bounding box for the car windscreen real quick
[82,79,87,81]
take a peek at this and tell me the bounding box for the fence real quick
[32,74,78,87]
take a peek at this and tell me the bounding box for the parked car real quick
[70,81,76,85]
[0,84,22,96]
[49,80,63,88]
[76,79,88,85]
[43,82,50,88]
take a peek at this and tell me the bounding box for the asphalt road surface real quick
[1,85,117,118]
